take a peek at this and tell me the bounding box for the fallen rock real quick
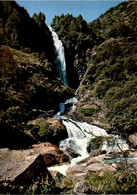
[88,149,106,158]
[65,147,80,158]
[32,142,70,166]
[87,163,104,172]
[66,164,87,177]
[0,142,69,185]
[74,181,91,194]
[129,134,137,147]
[87,163,117,172]
[86,154,107,166]
[128,150,137,157]
[72,172,87,180]
[0,148,46,184]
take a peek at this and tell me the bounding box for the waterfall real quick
[48,26,68,86]
[48,98,129,176]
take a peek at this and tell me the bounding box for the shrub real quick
[78,106,100,116]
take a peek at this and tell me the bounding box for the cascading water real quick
[47,27,129,176]
[48,26,68,86]
[48,98,129,175]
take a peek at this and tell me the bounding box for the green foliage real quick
[32,12,46,27]
[78,106,100,116]
[0,173,60,194]
[60,170,137,194]
[34,118,67,144]
[85,170,137,194]
[0,45,73,148]
[0,1,55,62]
[81,35,137,135]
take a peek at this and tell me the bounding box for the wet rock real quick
[129,134,137,147]
[74,181,91,194]
[88,149,106,158]
[66,164,87,177]
[32,142,70,166]
[86,154,107,166]
[65,147,80,158]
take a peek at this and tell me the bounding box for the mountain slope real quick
[75,1,137,137]
[0,1,73,148]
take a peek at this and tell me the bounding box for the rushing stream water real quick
[48,97,129,175]
[47,27,129,175]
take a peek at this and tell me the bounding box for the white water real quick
[48,98,129,176]
[54,97,78,118]
[48,26,68,86]
[47,28,129,175]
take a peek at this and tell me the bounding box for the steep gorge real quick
[52,1,137,138]
[0,1,137,193]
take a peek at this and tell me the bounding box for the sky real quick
[17,1,126,26]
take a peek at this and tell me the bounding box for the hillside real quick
[0,1,73,148]
[74,1,137,137]
[52,1,137,137]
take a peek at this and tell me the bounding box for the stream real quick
[48,97,129,175]
[48,27,130,175]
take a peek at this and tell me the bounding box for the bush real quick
[78,106,100,116]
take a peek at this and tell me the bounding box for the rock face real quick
[0,143,69,185]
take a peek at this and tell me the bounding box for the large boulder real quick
[66,164,87,177]
[0,142,69,185]
[32,142,69,165]
[86,154,109,166]
[30,117,68,145]
[129,134,137,148]
[87,163,116,173]
[88,149,106,158]
[0,148,46,184]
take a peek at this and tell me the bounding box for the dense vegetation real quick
[0,0,137,194]
[0,1,73,148]
[75,1,137,137]
[0,1,55,61]
[52,1,137,137]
